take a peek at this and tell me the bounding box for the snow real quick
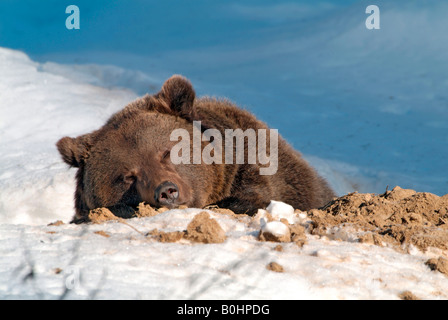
[266,200,295,222]
[261,221,290,238]
[1,0,448,299]
[1,207,448,300]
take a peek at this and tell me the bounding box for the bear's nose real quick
[154,181,179,207]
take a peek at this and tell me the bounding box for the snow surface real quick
[261,221,290,238]
[2,205,448,300]
[1,0,448,299]
[265,201,295,224]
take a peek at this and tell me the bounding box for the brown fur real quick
[57,75,335,222]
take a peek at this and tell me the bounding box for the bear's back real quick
[195,97,268,133]
[194,97,335,210]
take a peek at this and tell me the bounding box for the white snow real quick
[261,221,290,238]
[266,200,295,223]
[1,207,447,300]
[1,0,448,300]
[254,200,298,231]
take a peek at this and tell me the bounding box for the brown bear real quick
[56,75,335,222]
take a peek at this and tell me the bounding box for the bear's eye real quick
[162,149,171,161]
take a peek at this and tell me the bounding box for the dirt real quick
[88,207,119,223]
[425,257,448,276]
[308,186,448,253]
[134,202,159,218]
[145,211,227,244]
[48,220,64,226]
[184,211,227,244]
[289,223,307,247]
[274,245,284,252]
[53,268,63,274]
[86,187,448,254]
[147,229,185,243]
[266,262,284,273]
[85,186,448,277]
[399,291,420,300]
[94,230,111,238]
[88,202,172,222]
[88,205,227,244]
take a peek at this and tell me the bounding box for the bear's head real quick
[57,75,220,221]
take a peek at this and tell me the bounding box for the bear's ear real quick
[56,134,92,168]
[156,75,196,120]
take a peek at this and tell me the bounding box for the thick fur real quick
[57,75,335,222]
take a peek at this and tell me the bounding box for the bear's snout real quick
[154,181,179,207]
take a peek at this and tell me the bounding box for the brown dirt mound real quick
[146,212,227,244]
[88,208,227,244]
[308,186,448,252]
[425,257,448,276]
[84,187,447,255]
[184,211,227,244]
[266,262,284,273]
[88,207,119,223]
[134,202,158,218]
